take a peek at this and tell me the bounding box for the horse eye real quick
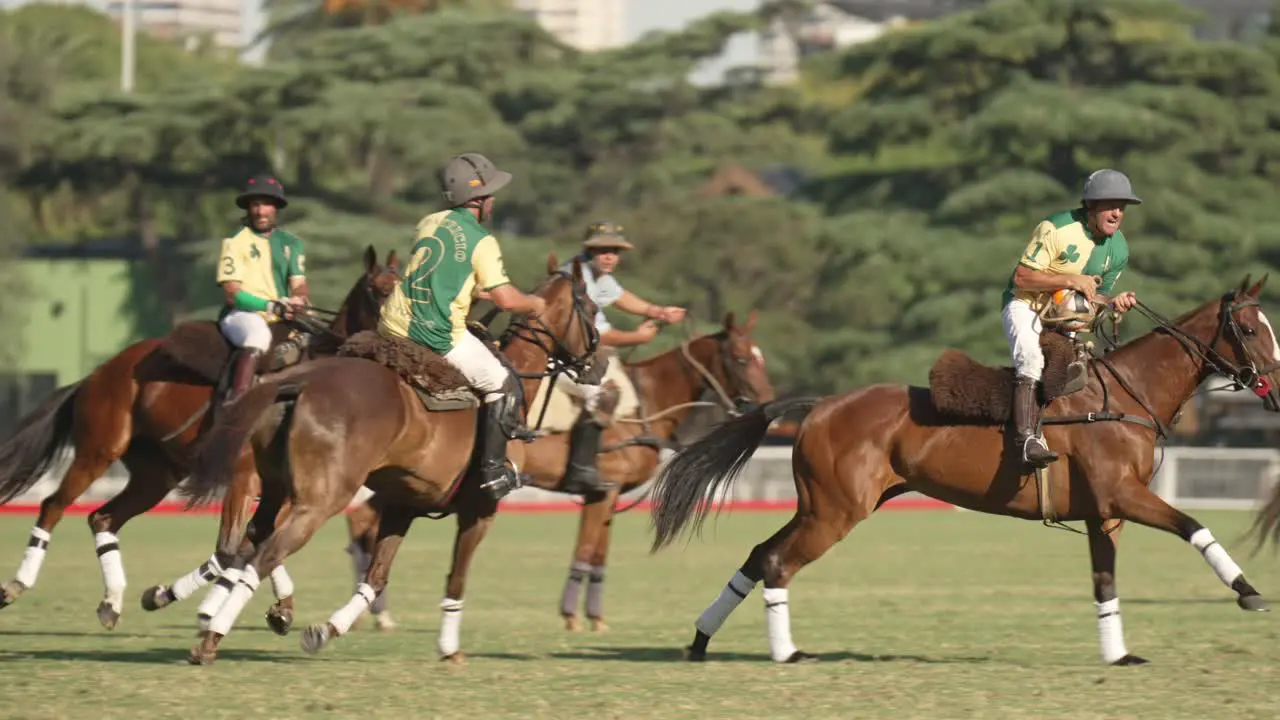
[1243,326,1257,336]
[736,357,748,366]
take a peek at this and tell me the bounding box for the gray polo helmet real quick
[439,153,513,207]
[1081,169,1142,205]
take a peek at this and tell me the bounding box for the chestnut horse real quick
[177,254,599,665]
[650,276,1280,666]
[345,310,778,633]
[0,245,400,629]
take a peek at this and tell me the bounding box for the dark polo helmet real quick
[236,174,287,209]
[439,153,512,207]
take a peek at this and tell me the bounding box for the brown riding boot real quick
[223,349,263,406]
[1013,375,1058,468]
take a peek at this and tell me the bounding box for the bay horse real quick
[345,310,777,634]
[649,276,1280,665]
[177,253,600,665]
[0,245,400,630]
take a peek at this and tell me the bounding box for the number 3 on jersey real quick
[221,256,236,276]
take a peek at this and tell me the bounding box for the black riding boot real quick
[476,390,532,501]
[1013,374,1058,468]
[223,349,263,406]
[560,416,617,495]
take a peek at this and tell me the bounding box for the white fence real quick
[6,444,1280,511]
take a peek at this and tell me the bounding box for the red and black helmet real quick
[236,174,288,209]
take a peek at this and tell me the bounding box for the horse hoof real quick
[373,613,396,631]
[563,614,580,632]
[1110,654,1150,666]
[440,652,467,665]
[1,581,27,608]
[140,586,171,612]
[589,618,609,633]
[188,632,220,665]
[683,645,706,662]
[96,601,120,630]
[266,604,293,636]
[300,624,330,654]
[1238,594,1270,612]
[783,650,818,664]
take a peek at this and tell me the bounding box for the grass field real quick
[0,508,1279,719]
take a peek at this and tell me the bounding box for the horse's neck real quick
[329,284,374,338]
[1100,323,1212,426]
[629,340,713,438]
[502,339,552,416]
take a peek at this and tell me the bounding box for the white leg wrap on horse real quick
[695,571,757,637]
[762,587,798,662]
[171,554,223,602]
[94,532,126,608]
[198,567,241,621]
[330,583,376,636]
[1095,598,1129,664]
[269,565,295,600]
[437,597,464,657]
[1189,529,1243,586]
[14,526,51,588]
[207,565,260,636]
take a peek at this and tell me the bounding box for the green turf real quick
[0,508,1278,719]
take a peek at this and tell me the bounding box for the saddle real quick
[157,320,310,387]
[335,331,481,412]
[928,330,1090,425]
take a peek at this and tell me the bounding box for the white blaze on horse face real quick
[750,344,765,367]
[1259,311,1280,365]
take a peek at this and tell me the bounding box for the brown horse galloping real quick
[0,245,400,629]
[345,310,778,633]
[650,276,1280,665]
[177,254,599,665]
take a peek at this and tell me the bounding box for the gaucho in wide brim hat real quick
[582,221,635,251]
[236,174,288,209]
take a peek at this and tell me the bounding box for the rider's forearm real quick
[289,278,309,300]
[231,290,270,312]
[615,291,661,319]
[600,329,644,347]
[1013,266,1078,292]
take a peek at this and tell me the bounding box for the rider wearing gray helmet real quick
[378,152,547,500]
[1000,169,1141,468]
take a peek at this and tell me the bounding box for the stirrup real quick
[479,466,524,500]
[1021,434,1057,467]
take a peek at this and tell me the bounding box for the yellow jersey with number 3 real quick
[215,226,307,321]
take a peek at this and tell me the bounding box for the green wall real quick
[15,259,147,386]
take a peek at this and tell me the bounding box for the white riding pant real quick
[219,310,272,352]
[443,332,509,403]
[1002,300,1045,381]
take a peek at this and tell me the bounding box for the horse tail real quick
[1247,479,1280,556]
[0,383,81,505]
[649,397,820,553]
[180,381,301,508]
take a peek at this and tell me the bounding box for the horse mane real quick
[623,331,725,369]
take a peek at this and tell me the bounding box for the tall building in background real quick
[104,0,243,51]
[516,0,625,51]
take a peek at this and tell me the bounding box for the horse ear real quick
[745,309,758,332]
[385,249,399,272]
[723,311,736,331]
[1240,274,1253,296]
[364,245,377,274]
[1250,272,1270,297]
[546,252,559,275]
[571,256,585,287]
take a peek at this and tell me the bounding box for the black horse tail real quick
[0,383,81,505]
[180,381,301,508]
[649,397,820,553]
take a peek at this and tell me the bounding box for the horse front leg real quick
[1085,518,1147,666]
[438,506,497,664]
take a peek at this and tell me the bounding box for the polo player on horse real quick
[554,221,686,494]
[216,174,309,405]
[1002,169,1141,468]
[377,152,547,501]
